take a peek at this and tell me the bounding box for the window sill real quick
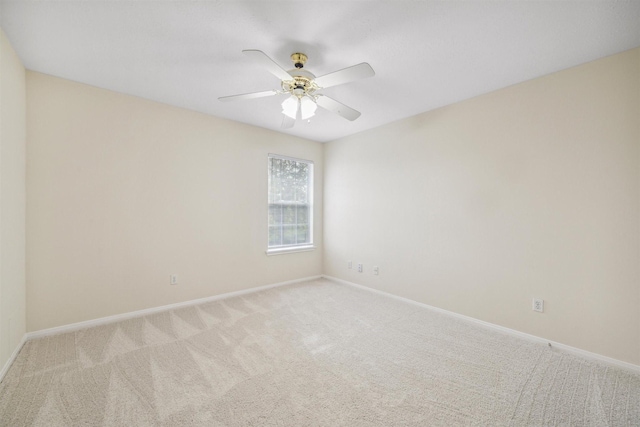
[266,245,316,256]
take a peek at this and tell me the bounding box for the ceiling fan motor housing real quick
[283,66,317,98]
[291,52,307,69]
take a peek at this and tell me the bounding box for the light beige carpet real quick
[1,278,639,426]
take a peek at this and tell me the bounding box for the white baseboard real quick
[322,275,640,375]
[0,334,27,384]
[27,275,322,341]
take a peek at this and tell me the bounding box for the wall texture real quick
[324,48,640,365]
[27,72,323,331]
[0,30,26,370]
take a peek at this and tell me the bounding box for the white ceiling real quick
[1,1,639,143]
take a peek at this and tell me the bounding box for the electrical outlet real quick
[170,274,178,285]
[348,260,352,269]
[357,263,363,273]
[532,298,544,313]
[373,266,379,275]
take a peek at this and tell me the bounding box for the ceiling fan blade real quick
[242,50,292,82]
[281,114,296,129]
[316,95,361,121]
[218,90,279,102]
[314,63,375,89]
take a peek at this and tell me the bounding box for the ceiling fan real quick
[219,50,375,129]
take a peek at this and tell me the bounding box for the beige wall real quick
[26,72,323,331]
[18,44,640,367]
[324,48,640,365]
[0,30,27,369]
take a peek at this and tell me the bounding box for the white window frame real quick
[266,154,314,255]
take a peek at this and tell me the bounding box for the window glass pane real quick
[296,225,309,244]
[268,225,281,247]
[282,204,296,224]
[268,204,282,225]
[282,225,297,245]
[296,205,308,225]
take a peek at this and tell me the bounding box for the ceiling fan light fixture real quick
[300,97,317,120]
[281,96,298,119]
[221,50,375,128]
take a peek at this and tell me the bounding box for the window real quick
[267,154,313,254]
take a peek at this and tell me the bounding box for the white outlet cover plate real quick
[533,298,544,312]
